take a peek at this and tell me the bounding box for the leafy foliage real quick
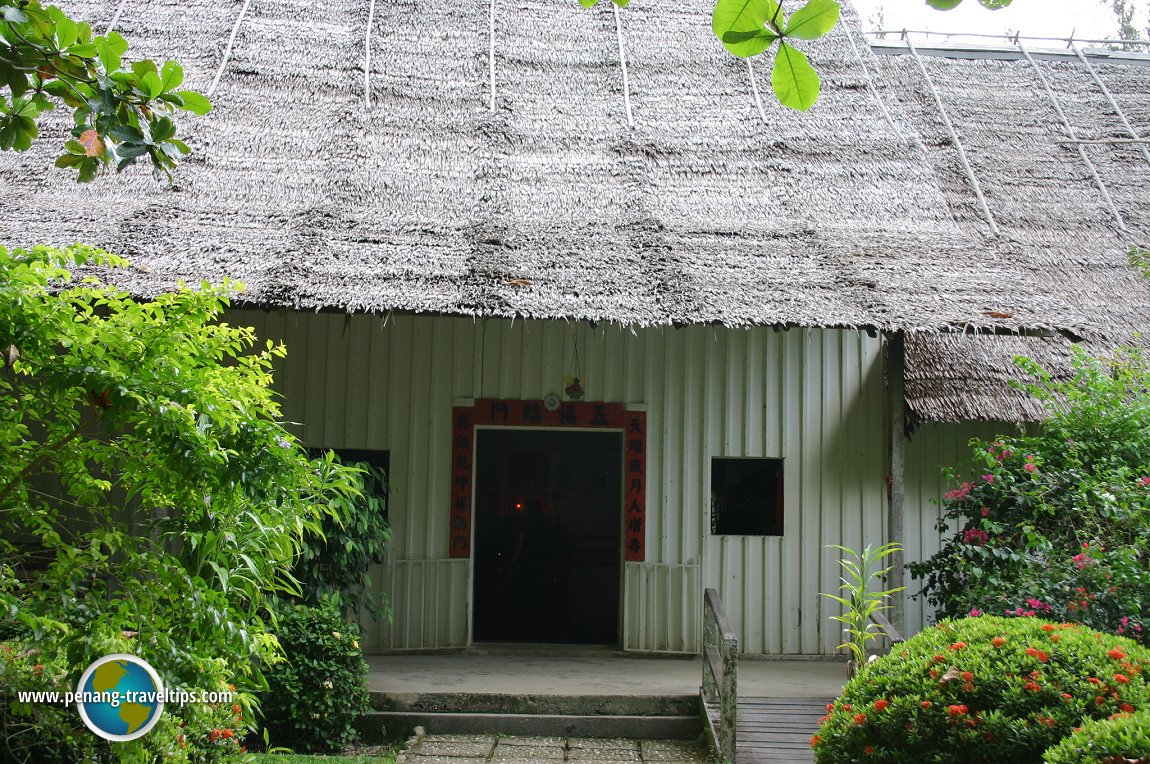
[259,598,370,753]
[293,458,392,620]
[706,0,1010,111]
[1043,709,1150,764]
[927,0,1014,9]
[823,543,904,672]
[0,0,210,180]
[711,0,840,111]
[812,616,1150,763]
[909,348,1150,645]
[0,636,111,763]
[0,243,366,760]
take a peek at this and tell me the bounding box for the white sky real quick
[850,0,1149,44]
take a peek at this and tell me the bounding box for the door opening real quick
[473,428,622,644]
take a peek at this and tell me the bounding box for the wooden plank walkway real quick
[734,697,832,763]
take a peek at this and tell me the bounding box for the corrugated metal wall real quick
[231,309,980,655]
[903,420,1026,636]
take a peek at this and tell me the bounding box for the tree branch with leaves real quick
[0,0,210,181]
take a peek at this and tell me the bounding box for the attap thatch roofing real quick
[2,1,1150,423]
[870,40,1150,423]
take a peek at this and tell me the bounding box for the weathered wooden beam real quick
[885,332,907,636]
[702,588,738,763]
[871,609,905,646]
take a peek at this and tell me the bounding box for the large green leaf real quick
[926,0,963,9]
[160,61,184,93]
[720,32,778,58]
[784,0,840,40]
[173,90,212,115]
[96,31,129,73]
[771,41,820,111]
[713,0,780,58]
[978,0,1012,7]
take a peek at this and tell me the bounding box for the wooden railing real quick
[701,587,738,763]
[870,610,905,648]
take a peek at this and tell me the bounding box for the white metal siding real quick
[231,310,928,655]
[903,420,1024,636]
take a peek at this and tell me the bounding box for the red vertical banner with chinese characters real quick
[623,410,647,562]
[449,409,474,558]
[447,399,645,561]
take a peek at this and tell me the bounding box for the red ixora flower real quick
[1109,648,1128,660]
[950,642,967,651]
[853,713,867,725]
[947,704,968,717]
[1026,648,1050,663]
[809,734,822,748]
[1115,674,1130,684]
[991,637,1006,648]
[1024,682,1042,692]
[874,699,891,711]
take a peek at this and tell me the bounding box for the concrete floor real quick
[366,650,846,699]
[398,733,712,763]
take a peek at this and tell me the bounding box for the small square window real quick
[710,457,784,536]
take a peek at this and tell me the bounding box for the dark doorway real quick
[473,428,622,644]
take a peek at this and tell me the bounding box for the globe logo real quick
[75,654,165,741]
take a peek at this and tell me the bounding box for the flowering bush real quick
[910,349,1150,644]
[811,616,1150,763]
[0,638,110,763]
[1042,709,1150,763]
[259,597,370,752]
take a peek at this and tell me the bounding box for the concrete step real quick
[371,691,698,716]
[358,692,703,742]
[357,710,702,742]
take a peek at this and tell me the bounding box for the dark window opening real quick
[710,457,784,536]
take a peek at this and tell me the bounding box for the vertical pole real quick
[885,331,906,635]
[721,631,738,761]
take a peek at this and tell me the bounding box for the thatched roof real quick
[871,41,1150,423]
[2,2,1150,422]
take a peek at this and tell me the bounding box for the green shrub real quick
[1,244,369,762]
[811,616,1150,763]
[1043,710,1150,763]
[294,459,391,620]
[260,598,369,753]
[0,640,110,764]
[910,348,1150,644]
